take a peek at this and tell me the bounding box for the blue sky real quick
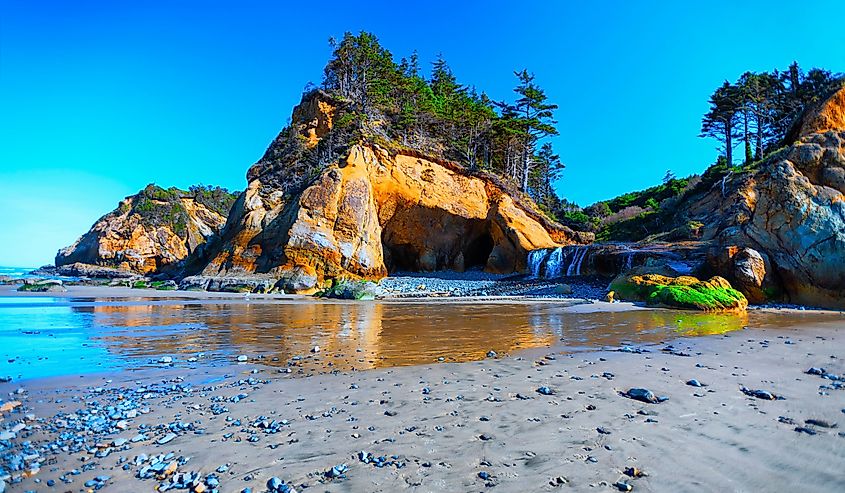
[1,0,843,267]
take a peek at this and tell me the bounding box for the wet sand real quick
[3,317,844,492]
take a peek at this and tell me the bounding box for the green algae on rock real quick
[610,273,748,312]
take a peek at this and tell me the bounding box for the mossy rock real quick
[609,273,748,312]
[316,280,381,300]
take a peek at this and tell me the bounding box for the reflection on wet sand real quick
[71,301,839,374]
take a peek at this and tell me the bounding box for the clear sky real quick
[1,0,843,267]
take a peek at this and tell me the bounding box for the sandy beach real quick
[2,302,843,492]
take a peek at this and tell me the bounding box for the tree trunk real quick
[725,120,733,166]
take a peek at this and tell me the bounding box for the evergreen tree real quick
[510,70,559,191]
[700,81,741,165]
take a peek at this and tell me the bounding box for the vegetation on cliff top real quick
[559,65,842,241]
[129,184,237,236]
[255,31,565,217]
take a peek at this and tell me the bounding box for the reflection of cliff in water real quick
[66,301,839,374]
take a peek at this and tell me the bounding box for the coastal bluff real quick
[189,91,591,293]
[55,185,236,275]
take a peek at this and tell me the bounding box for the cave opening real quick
[384,242,420,272]
[463,231,494,269]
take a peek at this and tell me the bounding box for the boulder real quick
[609,273,748,312]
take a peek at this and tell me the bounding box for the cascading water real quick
[624,253,634,271]
[527,249,550,278]
[526,245,593,278]
[566,246,588,276]
[545,248,564,278]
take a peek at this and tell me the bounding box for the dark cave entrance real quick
[380,216,497,273]
[462,231,494,269]
[384,242,421,272]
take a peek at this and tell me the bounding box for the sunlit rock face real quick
[695,85,845,308]
[56,186,231,275]
[192,91,591,292]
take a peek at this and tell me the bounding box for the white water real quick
[545,248,564,278]
[527,249,549,278]
[566,246,588,276]
[526,245,592,279]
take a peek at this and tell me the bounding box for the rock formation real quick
[56,185,236,275]
[188,91,590,292]
[609,273,748,312]
[701,85,845,308]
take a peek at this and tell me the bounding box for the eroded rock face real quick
[197,141,588,292]
[56,186,234,274]
[700,86,845,308]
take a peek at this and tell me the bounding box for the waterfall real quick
[574,246,588,276]
[624,252,634,271]
[545,247,564,278]
[526,244,593,278]
[527,249,549,278]
[566,246,588,276]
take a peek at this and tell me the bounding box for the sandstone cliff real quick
[188,91,590,292]
[56,185,236,274]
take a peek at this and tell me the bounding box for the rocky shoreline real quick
[2,318,843,492]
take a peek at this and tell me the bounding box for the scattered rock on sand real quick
[740,387,782,400]
[805,419,837,428]
[624,388,667,404]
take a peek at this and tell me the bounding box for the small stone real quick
[479,433,494,441]
[159,356,173,364]
[237,355,248,362]
[624,467,646,478]
[267,477,283,490]
[596,427,611,435]
[625,388,660,404]
[157,433,177,445]
[478,471,490,480]
[549,476,568,486]
[486,350,497,358]
[536,386,554,395]
[805,419,837,428]
[614,481,633,491]
[686,379,705,387]
[311,346,320,353]
[740,387,778,400]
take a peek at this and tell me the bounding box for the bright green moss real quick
[610,274,748,312]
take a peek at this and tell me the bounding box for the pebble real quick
[537,386,554,395]
[624,388,667,404]
[740,387,780,400]
[686,379,705,387]
[159,356,173,364]
[805,419,837,428]
[157,433,177,445]
[614,481,633,491]
[236,355,248,362]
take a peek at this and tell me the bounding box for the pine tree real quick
[510,70,558,191]
[700,81,741,166]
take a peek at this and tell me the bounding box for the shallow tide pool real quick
[1,294,840,381]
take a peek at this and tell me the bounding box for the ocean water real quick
[0,266,38,278]
[1,292,840,382]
